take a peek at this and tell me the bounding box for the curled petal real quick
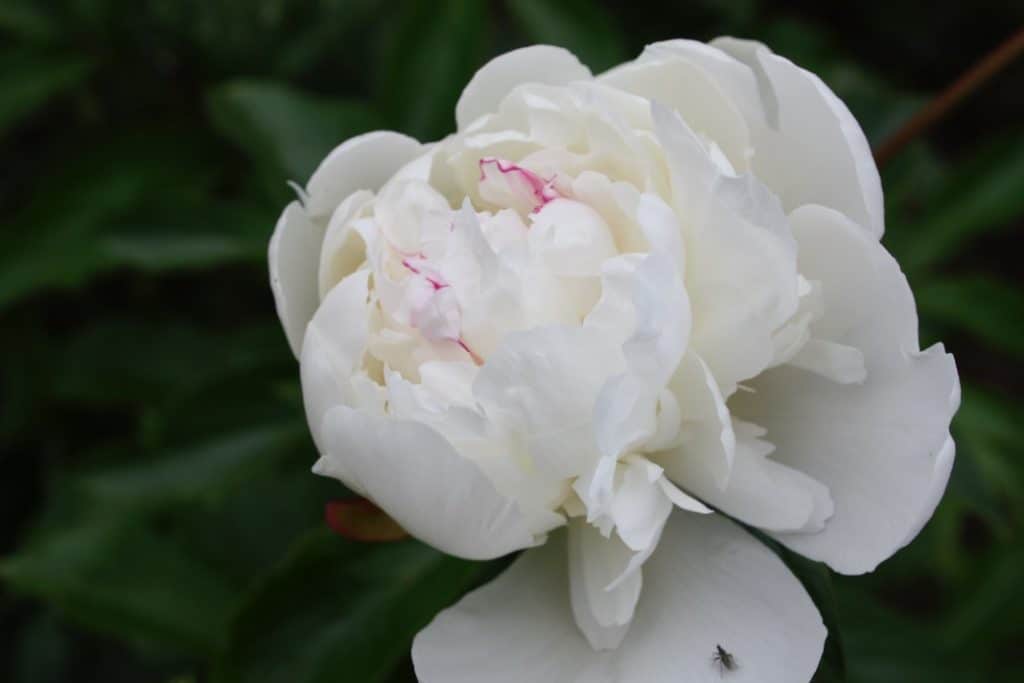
[315,405,540,560]
[269,201,327,357]
[710,38,884,238]
[732,205,959,573]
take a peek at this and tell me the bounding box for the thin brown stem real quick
[874,27,1024,167]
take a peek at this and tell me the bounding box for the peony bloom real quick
[269,39,959,682]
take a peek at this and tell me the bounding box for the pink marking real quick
[479,157,562,213]
[402,258,448,290]
[395,241,481,366]
[457,338,484,366]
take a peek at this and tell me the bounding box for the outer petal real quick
[669,419,834,533]
[300,270,371,454]
[314,405,538,560]
[710,37,884,238]
[305,131,423,218]
[456,45,592,130]
[732,205,959,574]
[269,133,423,357]
[269,201,327,357]
[415,534,613,683]
[413,514,825,683]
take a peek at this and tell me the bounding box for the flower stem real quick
[874,27,1024,167]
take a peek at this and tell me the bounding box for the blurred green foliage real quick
[2,1,1023,681]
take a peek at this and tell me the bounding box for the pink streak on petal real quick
[457,338,484,366]
[402,258,449,290]
[479,157,562,213]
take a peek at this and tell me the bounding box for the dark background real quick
[2,1,1023,681]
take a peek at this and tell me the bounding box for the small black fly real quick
[712,644,738,675]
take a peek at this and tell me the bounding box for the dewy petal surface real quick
[315,405,538,560]
[732,205,959,574]
[413,514,825,683]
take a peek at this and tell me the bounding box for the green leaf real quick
[899,135,1024,272]
[1,521,239,656]
[377,0,487,140]
[54,320,288,407]
[505,0,628,73]
[0,1,57,42]
[213,530,491,683]
[10,612,71,683]
[206,80,378,186]
[97,202,274,273]
[916,276,1024,361]
[834,585,981,683]
[0,51,93,137]
[0,130,218,309]
[952,386,1024,514]
[78,422,307,510]
[940,549,1024,651]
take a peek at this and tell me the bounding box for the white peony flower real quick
[269,39,959,682]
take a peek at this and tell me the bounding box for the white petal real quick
[652,105,800,391]
[658,351,735,489]
[528,198,618,277]
[623,253,690,387]
[414,514,826,683]
[710,38,884,238]
[671,418,834,533]
[474,325,620,479]
[314,405,539,560]
[787,338,867,385]
[585,252,691,388]
[619,513,826,682]
[568,519,641,651]
[635,192,685,275]
[456,46,592,130]
[600,55,752,173]
[657,475,713,514]
[413,536,612,683]
[584,253,644,346]
[268,201,327,358]
[593,373,657,461]
[610,458,673,553]
[300,270,371,454]
[732,205,959,573]
[305,131,423,219]
[418,360,478,408]
[317,189,374,299]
